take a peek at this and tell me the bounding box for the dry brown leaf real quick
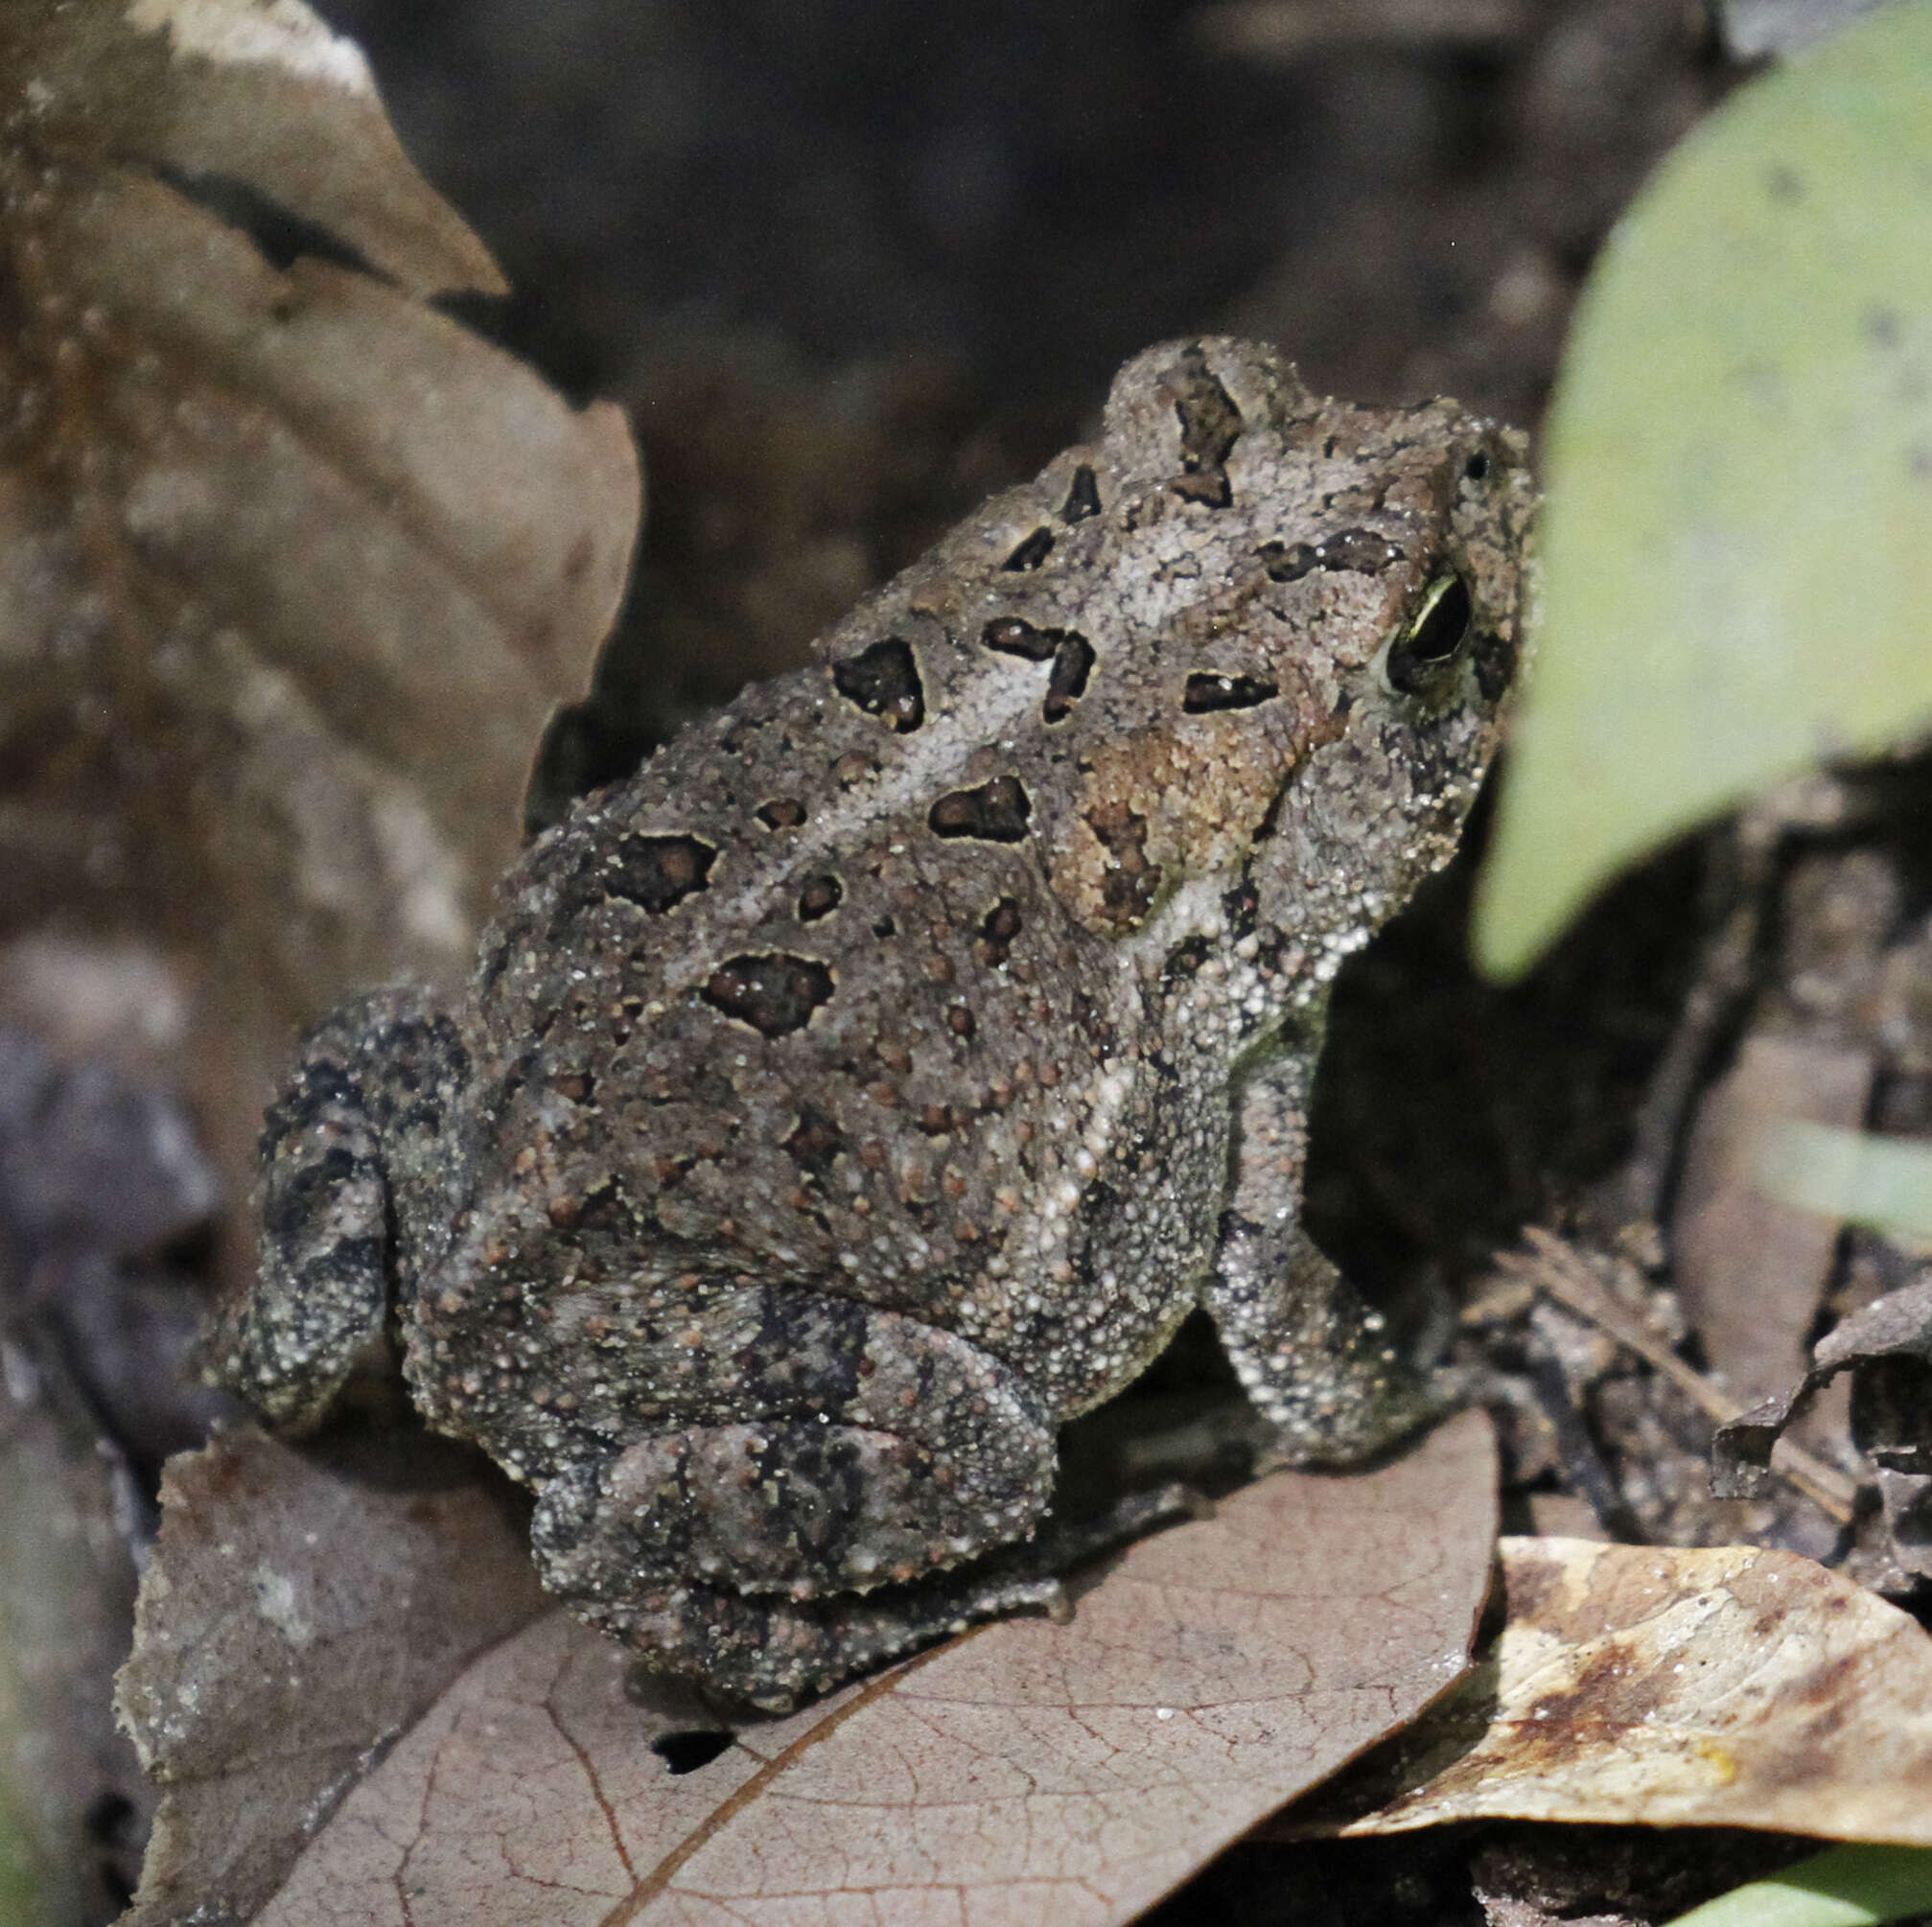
[10,0,505,298]
[178,1412,1495,1925]
[1307,1535,1932,1844]
[1672,1031,1874,1405]
[1716,1272,1932,1490]
[115,1428,548,1926]
[1714,1271,1932,1579]
[1497,1228,1861,1527]
[0,0,640,1202]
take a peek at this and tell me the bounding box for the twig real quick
[1498,1226,1862,1525]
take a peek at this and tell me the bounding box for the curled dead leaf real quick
[8,0,505,298]
[1715,1274,1932,1497]
[1293,1535,1932,1846]
[1713,1271,1932,1583]
[134,1413,1497,1924]
[0,0,640,1201]
[115,1428,547,1926]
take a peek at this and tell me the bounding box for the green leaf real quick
[1666,1844,1932,1927]
[1757,1118,1932,1240]
[1475,0,1932,977]
[0,1802,38,1927]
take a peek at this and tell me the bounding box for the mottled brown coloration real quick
[1325,1537,1932,1846]
[216,337,1532,1708]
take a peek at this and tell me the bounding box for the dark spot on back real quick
[703,954,834,1038]
[743,1294,870,1410]
[831,638,924,732]
[783,1103,845,1175]
[1463,450,1491,481]
[1060,464,1102,522]
[267,1056,349,1142]
[1259,528,1399,581]
[797,874,843,921]
[976,896,1023,965]
[1002,526,1055,571]
[981,616,1060,662]
[262,1143,362,1247]
[1171,343,1243,508]
[1085,800,1160,925]
[1043,635,1095,723]
[1184,673,1278,714]
[1174,473,1233,508]
[981,618,1093,721]
[1259,541,1318,582]
[758,797,806,829]
[606,833,715,913]
[1318,527,1401,573]
[929,776,1032,843]
[573,1180,639,1237]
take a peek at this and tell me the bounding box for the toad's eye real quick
[1386,571,1472,695]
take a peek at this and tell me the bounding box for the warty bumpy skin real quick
[217,337,1534,1709]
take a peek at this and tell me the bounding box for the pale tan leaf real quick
[8,0,504,295]
[0,0,640,1207]
[227,1412,1495,1926]
[115,1428,548,1927]
[1672,1033,1874,1407]
[1318,1535,1932,1845]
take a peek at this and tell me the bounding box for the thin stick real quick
[1499,1226,1861,1525]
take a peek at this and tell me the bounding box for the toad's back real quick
[223,336,1529,1707]
[403,336,1525,1474]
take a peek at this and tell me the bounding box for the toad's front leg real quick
[1206,1046,1440,1465]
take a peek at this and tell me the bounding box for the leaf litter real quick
[115,1428,547,1927]
[125,1413,1498,1925]
[35,1,1932,1917]
[1286,1534,1932,1847]
[0,0,640,1211]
